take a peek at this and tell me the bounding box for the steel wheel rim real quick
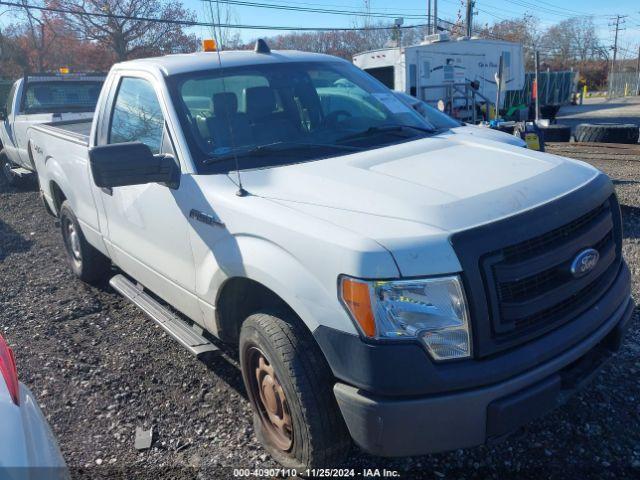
[62,217,82,264]
[244,346,293,451]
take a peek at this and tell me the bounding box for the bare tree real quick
[477,14,541,70]
[52,0,198,61]
[203,0,241,50]
[541,17,605,63]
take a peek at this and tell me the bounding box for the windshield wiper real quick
[337,124,435,143]
[203,141,363,165]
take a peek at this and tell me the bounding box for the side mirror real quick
[89,142,179,189]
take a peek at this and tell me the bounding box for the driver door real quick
[96,74,202,323]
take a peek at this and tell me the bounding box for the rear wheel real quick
[59,201,110,285]
[240,311,350,470]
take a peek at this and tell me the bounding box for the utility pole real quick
[427,0,432,35]
[534,50,540,122]
[636,44,640,96]
[608,15,627,98]
[433,0,438,34]
[465,0,475,37]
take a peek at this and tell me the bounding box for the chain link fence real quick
[608,71,640,98]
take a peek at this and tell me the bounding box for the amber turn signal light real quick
[341,277,376,337]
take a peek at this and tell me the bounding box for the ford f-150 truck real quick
[27,41,633,470]
[0,73,105,185]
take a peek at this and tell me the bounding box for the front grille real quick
[483,197,621,346]
[501,202,607,262]
[497,230,613,303]
[450,176,623,358]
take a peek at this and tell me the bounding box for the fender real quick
[196,234,360,337]
[36,147,109,258]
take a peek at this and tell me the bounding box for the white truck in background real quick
[27,44,632,470]
[0,73,105,185]
[353,33,525,120]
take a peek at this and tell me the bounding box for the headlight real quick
[340,275,471,361]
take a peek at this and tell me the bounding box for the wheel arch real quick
[207,236,357,344]
[49,180,67,216]
[215,277,296,344]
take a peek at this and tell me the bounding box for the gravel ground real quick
[1,145,639,480]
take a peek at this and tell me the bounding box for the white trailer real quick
[353,34,525,119]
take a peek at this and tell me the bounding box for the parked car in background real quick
[0,72,105,185]
[27,44,632,470]
[0,334,68,478]
[393,90,527,147]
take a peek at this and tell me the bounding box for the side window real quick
[109,77,164,154]
[6,84,16,115]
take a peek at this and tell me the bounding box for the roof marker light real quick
[202,39,217,52]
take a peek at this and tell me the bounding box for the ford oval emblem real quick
[570,248,599,278]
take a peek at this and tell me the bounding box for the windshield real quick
[21,81,103,114]
[167,60,435,172]
[393,91,462,130]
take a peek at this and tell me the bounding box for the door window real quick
[6,84,16,115]
[109,77,164,154]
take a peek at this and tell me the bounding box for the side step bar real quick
[109,274,219,357]
[10,166,32,177]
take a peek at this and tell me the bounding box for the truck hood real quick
[238,136,600,275]
[449,124,527,147]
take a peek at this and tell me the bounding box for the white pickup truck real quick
[0,73,105,185]
[27,42,633,470]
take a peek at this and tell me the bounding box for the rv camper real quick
[353,33,525,121]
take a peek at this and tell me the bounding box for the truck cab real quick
[0,73,105,184]
[27,45,633,470]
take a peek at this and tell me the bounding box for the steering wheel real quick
[322,110,352,128]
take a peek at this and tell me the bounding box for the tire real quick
[539,124,571,142]
[240,311,350,470]
[1,151,20,187]
[574,123,639,144]
[59,201,111,285]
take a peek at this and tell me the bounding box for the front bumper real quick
[331,290,633,457]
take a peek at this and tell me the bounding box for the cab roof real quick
[112,50,347,76]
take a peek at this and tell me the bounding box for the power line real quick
[200,0,429,20]
[0,0,429,31]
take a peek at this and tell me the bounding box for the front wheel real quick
[59,201,111,285]
[240,311,351,470]
[2,152,20,187]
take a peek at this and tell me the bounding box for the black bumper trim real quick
[333,297,633,457]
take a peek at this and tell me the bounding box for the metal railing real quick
[420,82,495,123]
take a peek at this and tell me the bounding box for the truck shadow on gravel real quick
[620,205,640,239]
[0,176,39,194]
[0,218,33,261]
[198,349,248,400]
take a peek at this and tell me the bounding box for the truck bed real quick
[31,119,92,146]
